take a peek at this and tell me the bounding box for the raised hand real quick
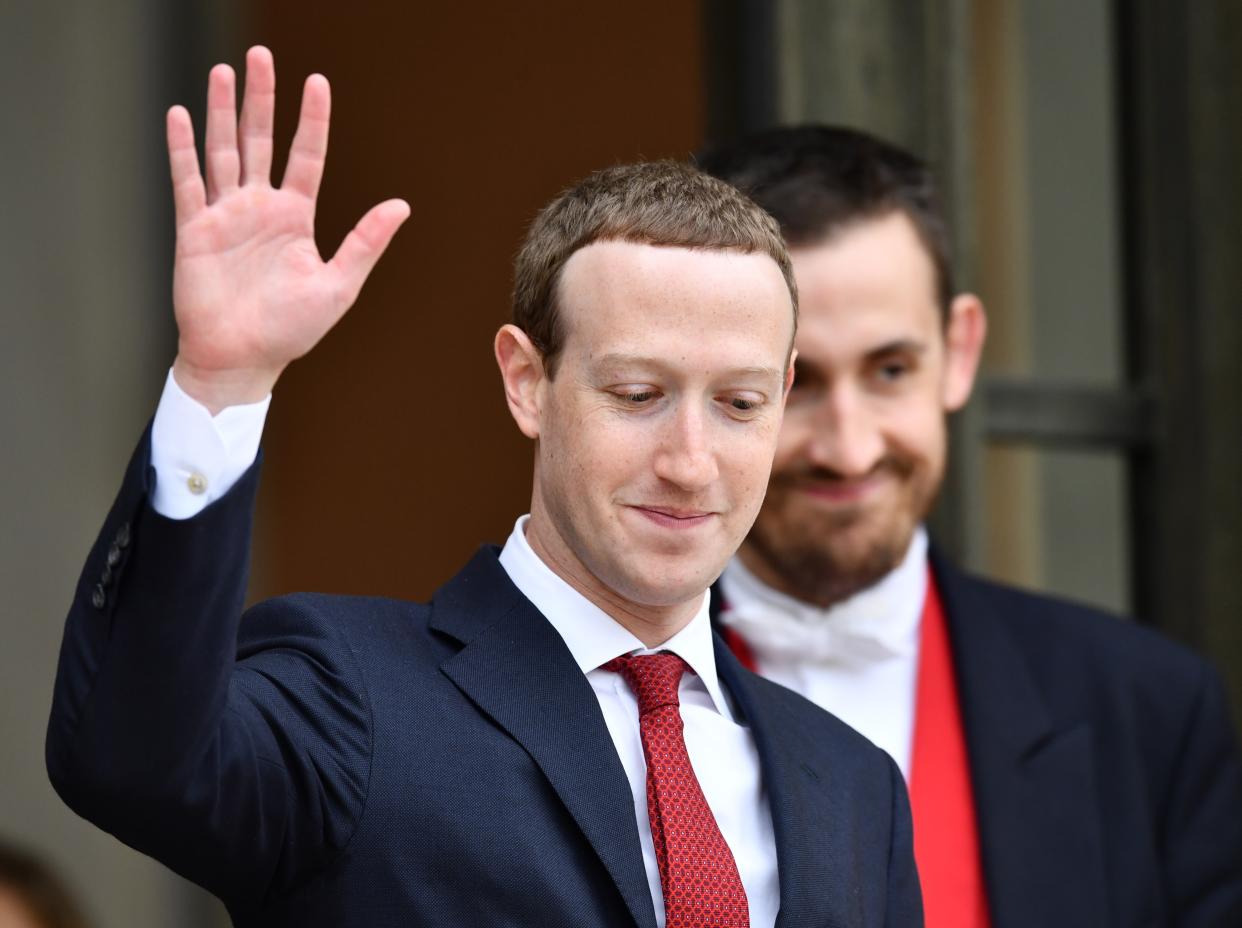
[168,46,410,413]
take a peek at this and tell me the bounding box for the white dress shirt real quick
[717,529,927,779]
[149,370,269,519]
[148,369,781,927]
[499,516,779,928]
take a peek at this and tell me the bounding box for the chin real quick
[830,501,915,555]
[830,536,907,582]
[611,557,718,609]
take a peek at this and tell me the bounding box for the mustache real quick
[769,457,914,487]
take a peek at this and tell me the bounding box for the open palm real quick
[168,47,409,412]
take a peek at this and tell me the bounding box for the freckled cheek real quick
[717,431,781,506]
[571,424,650,490]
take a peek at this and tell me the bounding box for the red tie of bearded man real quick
[603,652,750,928]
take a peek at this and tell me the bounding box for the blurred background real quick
[2,0,1239,924]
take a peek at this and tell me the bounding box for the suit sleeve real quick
[45,428,370,910]
[884,752,924,927]
[1162,661,1242,926]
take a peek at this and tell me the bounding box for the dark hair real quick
[697,125,954,314]
[513,160,797,377]
[0,841,89,928]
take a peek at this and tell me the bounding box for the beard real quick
[743,456,938,607]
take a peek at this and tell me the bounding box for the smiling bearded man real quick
[700,124,1242,928]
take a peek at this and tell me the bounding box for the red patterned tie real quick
[603,652,750,928]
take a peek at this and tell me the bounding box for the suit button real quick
[116,522,131,549]
[106,544,122,567]
[91,584,106,609]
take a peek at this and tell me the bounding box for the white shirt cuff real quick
[149,368,271,519]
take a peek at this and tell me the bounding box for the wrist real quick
[171,355,280,416]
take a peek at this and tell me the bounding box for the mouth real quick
[792,473,888,504]
[628,505,717,530]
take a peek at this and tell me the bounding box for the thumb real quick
[329,198,412,303]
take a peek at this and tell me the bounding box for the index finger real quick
[280,73,331,201]
[167,105,206,225]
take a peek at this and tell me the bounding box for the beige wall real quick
[0,2,225,926]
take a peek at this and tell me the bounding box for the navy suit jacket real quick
[46,434,922,927]
[713,552,1242,927]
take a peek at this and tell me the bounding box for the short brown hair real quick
[512,160,797,377]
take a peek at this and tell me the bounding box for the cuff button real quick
[116,522,131,549]
[187,472,208,495]
[91,584,106,610]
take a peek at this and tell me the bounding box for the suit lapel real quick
[933,553,1109,927]
[429,549,657,928]
[715,637,857,928]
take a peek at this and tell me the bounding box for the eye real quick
[622,391,657,404]
[719,392,765,419]
[879,362,908,381]
[609,386,661,406]
[873,355,916,384]
[790,359,823,393]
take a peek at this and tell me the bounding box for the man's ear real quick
[942,293,987,411]
[783,348,798,400]
[494,324,547,439]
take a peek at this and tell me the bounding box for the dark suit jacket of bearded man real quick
[711,551,1242,928]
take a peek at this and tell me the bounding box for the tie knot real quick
[603,652,688,715]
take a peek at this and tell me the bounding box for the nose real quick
[803,384,885,478]
[653,403,720,492]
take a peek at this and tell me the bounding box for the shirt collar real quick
[498,515,732,718]
[718,527,927,665]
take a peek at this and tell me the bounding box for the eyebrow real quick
[865,339,928,360]
[793,339,929,381]
[590,353,784,381]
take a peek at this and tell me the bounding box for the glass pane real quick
[984,444,1131,615]
[974,0,1124,386]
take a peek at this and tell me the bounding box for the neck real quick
[523,516,702,648]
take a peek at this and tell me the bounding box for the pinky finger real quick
[328,198,412,303]
[167,106,206,225]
